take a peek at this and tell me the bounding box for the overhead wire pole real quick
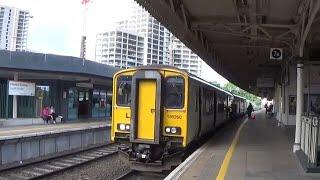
[80,0,91,63]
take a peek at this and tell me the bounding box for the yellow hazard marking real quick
[216,118,248,180]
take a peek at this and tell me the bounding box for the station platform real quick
[0,120,110,140]
[0,120,111,170]
[167,110,320,180]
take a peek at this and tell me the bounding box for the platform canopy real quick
[135,0,320,98]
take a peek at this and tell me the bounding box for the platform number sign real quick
[270,48,283,60]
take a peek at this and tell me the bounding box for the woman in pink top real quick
[41,106,51,124]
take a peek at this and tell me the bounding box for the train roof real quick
[115,65,233,96]
[233,94,247,100]
[133,65,184,71]
[188,74,233,96]
[113,65,189,77]
[115,65,185,73]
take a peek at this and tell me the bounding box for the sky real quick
[0,0,228,85]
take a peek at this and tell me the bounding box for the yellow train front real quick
[111,65,232,171]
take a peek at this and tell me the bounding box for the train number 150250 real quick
[167,115,182,119]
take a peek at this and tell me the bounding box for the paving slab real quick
[178,110,320,180]
[0,121,110,139]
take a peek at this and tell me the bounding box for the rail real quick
[301,115,320,166]
[0,143,122,179]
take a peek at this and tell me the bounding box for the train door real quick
[213,91,217,128]
[130,71,162,144]
[197,87,202,137]
[137,80,156,140]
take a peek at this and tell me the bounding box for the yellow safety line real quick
[216,118,248,180]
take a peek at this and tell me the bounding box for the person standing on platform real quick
[268,103,274,117]
[49,105,57,124]
[264,103,268,114]
[247,103,253,119]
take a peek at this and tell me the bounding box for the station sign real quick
[270,48,283,60]
[8,81,35,96]
[256,78,274,88]
[76,82,93,89]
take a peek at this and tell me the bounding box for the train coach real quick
[111,65,242,171]
[231,94,248,119]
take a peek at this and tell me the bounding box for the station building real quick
[0,50,118,126]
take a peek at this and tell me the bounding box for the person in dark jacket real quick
[264,103,268,114]
[247,103,253,118]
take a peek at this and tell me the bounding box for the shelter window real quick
[117,76,132,106]
[165,76,184,109]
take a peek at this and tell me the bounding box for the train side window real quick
[195,90,198,112]
[165,76,184,109]
[117,76,132,106]
[204,88,214,115]
[217,95,225,113]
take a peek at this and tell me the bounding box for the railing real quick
[301,115,320,166]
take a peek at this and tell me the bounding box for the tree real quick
[223,82,239,93]
[223,82,261,107]
[210,81,221,87]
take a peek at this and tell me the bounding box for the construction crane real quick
[80,0,91,59]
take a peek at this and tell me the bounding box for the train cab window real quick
[117,76,132,106]
[195,91,198,112]
[165,77,184,109]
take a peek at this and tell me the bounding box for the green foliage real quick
[210,81,221,87]
[222,82,261,107]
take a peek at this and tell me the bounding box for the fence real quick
[301,115,320,166]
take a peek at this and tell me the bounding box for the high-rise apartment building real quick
[95,1,202,76]
[95,29,144,69]
[172,37,202,77]
[117,1,171,65]
[0,6,30,51]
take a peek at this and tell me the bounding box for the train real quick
[111,65,247,171]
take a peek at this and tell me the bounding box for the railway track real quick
[0,143,124,180]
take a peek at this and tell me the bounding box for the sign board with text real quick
[8,81,35,96]
[256,78,274,88]
[76,82,93,89]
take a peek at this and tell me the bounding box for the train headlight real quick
[117,123,130,131]
[119,124,126,131]
[164,127,181,135]
[171,127,177,134]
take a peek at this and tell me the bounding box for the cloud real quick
[86,0,132,60]
[201,61,229,85]
[0,0,132,57]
